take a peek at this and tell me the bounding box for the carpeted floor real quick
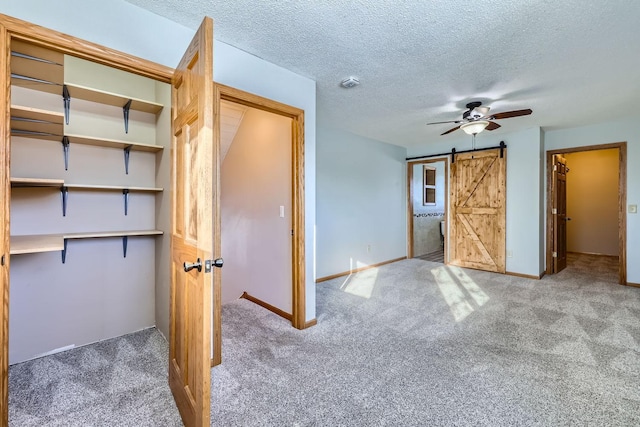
[416,249,445,263]
[9,254,640,426]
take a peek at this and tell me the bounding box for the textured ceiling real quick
[124,0,640,147]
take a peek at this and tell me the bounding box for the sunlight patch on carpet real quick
[432,265,488,322]
[340,267,378,299]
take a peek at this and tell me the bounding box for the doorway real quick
[219,99,293,315]
[407,158,448,263]
[546,142,627,284]
[214,84,307,329]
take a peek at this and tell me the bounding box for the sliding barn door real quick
[169,17,216,427]
[450,148,506,273]
[551,154,568,273]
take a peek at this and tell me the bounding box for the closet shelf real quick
[65,83,163,114]
[66,133,164,152]
[10,230,163,258]
[64,230,163,240]
[10,177,64,187]
[10,235,64,255]
[10,178,161,192]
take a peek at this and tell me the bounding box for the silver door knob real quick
[183,258,202,272]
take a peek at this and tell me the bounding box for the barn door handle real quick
[184,258,202,273]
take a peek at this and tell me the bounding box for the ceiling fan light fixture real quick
[460,120,490,135]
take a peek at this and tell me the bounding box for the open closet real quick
[0,14,218,426]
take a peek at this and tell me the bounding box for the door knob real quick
[213,258,224,268]
[183,258,202,273]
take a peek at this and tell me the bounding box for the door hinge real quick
[552,252,557,258]
[553,165,557,171]
[552,208,557,214]
[0,254,4,266]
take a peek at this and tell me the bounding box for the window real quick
[423,166,436,205]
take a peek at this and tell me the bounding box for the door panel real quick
[450,149,506,273]
[169,17,215,427]
[552,154,568,273]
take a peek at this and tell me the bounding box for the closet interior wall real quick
[8,39,171,364]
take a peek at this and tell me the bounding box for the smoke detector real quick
[340,76,360,88]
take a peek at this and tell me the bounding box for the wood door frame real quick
[0,14,172,425]
[406,158,449,260]
[214,83,307,330]
[545,142,627,284]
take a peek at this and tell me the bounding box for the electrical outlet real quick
[506,250,513,258]
[629,204,638,214]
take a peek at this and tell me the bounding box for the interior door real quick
[0,23,9,427]
[450,148,506,273]
[551,154,568,273]
[169,17,216,427]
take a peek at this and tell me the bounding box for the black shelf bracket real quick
[124,145,132,174]
[62,84,70,125]
[62,136,70,171]
[60,186,69,217]
[61,239,68,264]
[123,189,130,215]
[123,99,132,134]
[122,236,128,258]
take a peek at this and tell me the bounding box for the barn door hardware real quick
[122,236,128,257]
[406,142,509,162]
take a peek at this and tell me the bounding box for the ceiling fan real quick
[427,101,532,136]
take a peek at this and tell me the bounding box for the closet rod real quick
[406,141,506,162]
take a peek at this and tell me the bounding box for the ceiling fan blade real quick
[491,109,532,120]
[486,121,501,131]
[441,125,460,135]
[427,120,462,125]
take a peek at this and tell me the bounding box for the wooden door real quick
[551,154,568,273]
[0,23,9,427]
[169,17,216,427]
[450,148,506,273]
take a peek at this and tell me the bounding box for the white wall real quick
[545,118,639,283]
[2,0,318,328]
[565,149,619,256]
[316,126,407,279]
[407,127,544,277]
[221,108,293,312]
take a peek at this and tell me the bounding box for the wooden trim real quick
[406,158,449,261]
[241,292,292,321]
[316,257,407,283]
[505,271,542,280]
[304,319,318,328]
[567,251,619,257]
[0,13,173,82]
[624,282,640,289]
[1,22,9,427]
[545,142,627,285]
[214,83,307,330]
